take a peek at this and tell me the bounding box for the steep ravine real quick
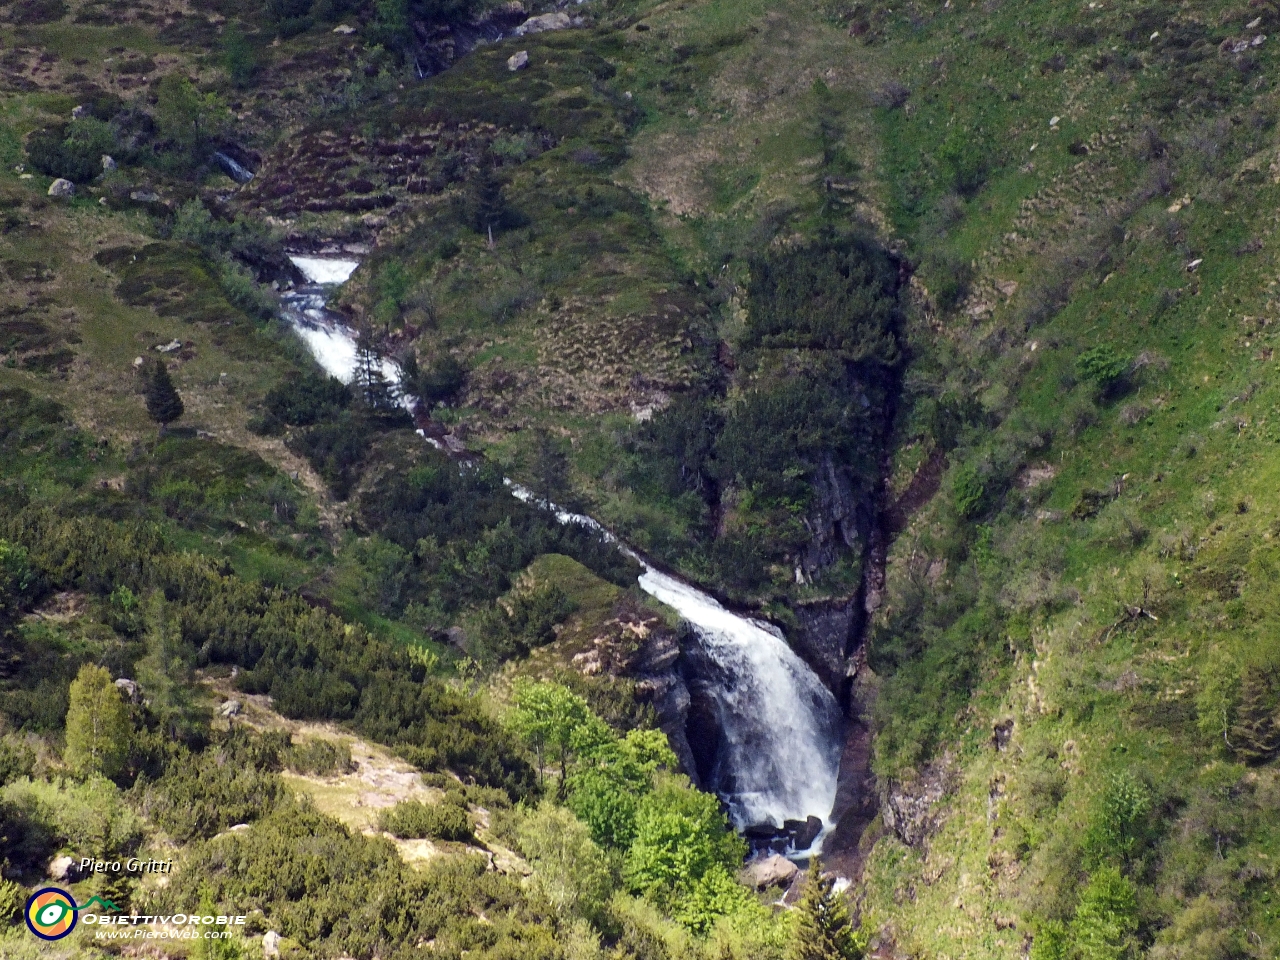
[284,258,852,856]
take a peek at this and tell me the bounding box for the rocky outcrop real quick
[798,453,866,581]
[789,596,858,697]
[631,628,697,780]
[881,753,957,848]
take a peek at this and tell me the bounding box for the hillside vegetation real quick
[0,0,1279,958]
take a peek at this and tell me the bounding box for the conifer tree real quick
[789,858,862,960]
[143,359,184,432]
[354,333,398,414]
[1230,667,1280,765]
[65,663,131,779]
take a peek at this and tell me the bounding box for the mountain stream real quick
[283,257,842,852]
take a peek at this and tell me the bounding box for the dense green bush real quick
[136,728,287,842]
[158,800,552,960]
[377,798,474,841]
[743,234,902,363]
[284,737,355,776]
[470,583,576,663]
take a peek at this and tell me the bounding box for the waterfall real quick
[282,257,843,849]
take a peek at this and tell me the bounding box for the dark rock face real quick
[799,453,867,580]
[789,596,858,699]
[679,622,732,793]
[631,627,698,782]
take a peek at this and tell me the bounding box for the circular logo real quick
[25,887,78,941]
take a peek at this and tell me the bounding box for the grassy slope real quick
[838,1,1280,957]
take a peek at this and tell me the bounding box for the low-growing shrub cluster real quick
[377,798,473,842]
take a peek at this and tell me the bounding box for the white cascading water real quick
[283,256,842,846]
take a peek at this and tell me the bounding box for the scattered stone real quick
[47,178,75,198]
[1186,258,1203,272]
[784,815,824,850]
[263,931,282,959]
[1252,34,1266,47]
[72,104,88,119]
[995,279,1019,297]
[155,339,183,353]
[218,699,241,718]
[991,718,1014,750]
[18,174,32,180]
[229,823,252,832]
[48,856,78,881]
[130,190,161,202]
[1166,195,1191,213]
[133,356,145,368]
[1247,16,1263,29]
[445,626,467,649]
[332,23,355,34]
[1048,115,1060,128]
[114,678,139,702]
[507,50,529,71]
[514,11,571,35]
[101,155,117,172]
[744,854,799,890]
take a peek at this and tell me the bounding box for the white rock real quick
[507,50,529,71]
[71,105,88,119]
[1247,17,1263,29]
[1252,34,1266,47]
[130,190,160,202]
[101,155,117,171]
[1048,116,1060,128]
[218,699,242,717]
[513,11,571,35]
[48,855,76,880]
[47,178,75,198]
[114,678,139,702]
[133,356,145,368]
[333,23,355,34]
[263,931,282,959]
[155,339,183,353]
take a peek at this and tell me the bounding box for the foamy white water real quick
[283,272,842,846]
[289,255,361,285]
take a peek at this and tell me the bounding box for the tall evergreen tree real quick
[354,333,399,414]
[144,359,184,431]
[789,858,862,960]
[1230,667,1280,765]
[65,663,131,779]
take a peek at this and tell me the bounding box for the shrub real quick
[951,463,986,519]
[137,729,287,842]
[1076,344,1131,394]
[284,738,355,776]
[377,798,473,842]
[1083,771,1153,865]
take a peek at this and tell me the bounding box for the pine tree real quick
[1230,667,1280,765]
[354,334,398,415]
[65,663,131,779]
[143,359,184,431]
[789,858,863,960]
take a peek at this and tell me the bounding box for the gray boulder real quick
[514,11,571,35]
[47,179,75,198]
[743,854,798,890]
[101,155,117,172]
[114,678,139,703]
[507,50,529,71]
[218,699,242,718]
[263,931,282,959]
